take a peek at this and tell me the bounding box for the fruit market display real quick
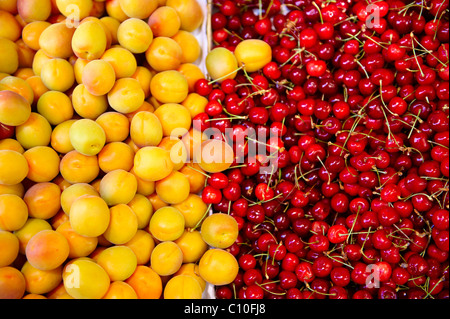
[0,0,449,300]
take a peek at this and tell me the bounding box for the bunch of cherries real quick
[194,0,449,299]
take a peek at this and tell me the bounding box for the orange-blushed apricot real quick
[129,167,156,197]
[31,49,52,76]
[0,75,34,105]
[154,103,191,138]
[0,90,31,126]
[59,150,100,184]
[13,218,52,254]
[95,112,130,143]
[71,83,108,119]
[21,20,51,51]
[198,248,239,286]
[125,265,162,299]
[17,0,52,23]
[179,160,207,193]
[158,136,188,171]
[150,70,188,104]
[145,37,182,72]
[23,182,61,220]
[23,146,61,183]
[177,63,205,93]
[102,281,137,299]
[55,220,98,258]
[56,0,94,20]
[81,59,116,96]
[60,182,99,215]
[38,22,75,59]
[0,10,22,41]
[25,75,49,104]
[98,142,134,173]
[163,274,203,299]
[147,6,180,38]
[131,66,152,99]
[150,241,183,276]
[0,266,26,299]
[50,119,76,154]
[100,16,120,44]
[148,206,185,242]
[172,30,201,64]
[0,183,24,197]
[175,229,208,263]
[166,0,203,32]
[174,263,206,292]
[0,230,19,267]
[21,261,62,295]
[181,92,208,118]
[127,193,152,229]
[172,193,208,228]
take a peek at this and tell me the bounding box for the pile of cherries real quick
[195,0,449,299]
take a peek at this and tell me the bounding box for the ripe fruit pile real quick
[0,0,242,300]
[195,0,449,299]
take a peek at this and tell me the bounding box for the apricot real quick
[179,162,207,194]
[124,229,155,265]
[101,46,137,79]
[69,195,110,237]
[150,70,188,104]
[31,49,52,76]
[98,142,134,173]
[131,66,153,98]
[0,76,34,105]
[107,77,145,114]
[164,275,203,299]
[69,118,106,156]
[0,230,19,267]
[181,128,207,160]
[23,182,61,220]
[178,63,205,92]
[60,183,98,214]
[129,111,163,147]
[150,241,183,276]
[205,47,238,83]
[0,10,21,41]
[175,263,206,291]
[51,120,76,154]
[0,90,31,126]
[71,83,108,119]
[118,18,153,54]
[56,0,94,21]
[103,204,138,244]
[15,112,52,150]
[40,58,75,92]
[201,213,239,249]
[172,193,208,228]
[56,221,98,258]
[0,37,19,74]
[96,245,137,281]
[17,0,52,23]
[148,6,180,38]
[149,206,185,241]
[118,0,158,19]
[148,193,168,211]
[172,30,201,64]
[0,150,29,186]
[175,229,208,263]
[133,146,174,182]
[81,59,116,96]
[130,168,156,197]
[95,112,130,143]
[99,169,137,206]
[158,136,188,171]
[145,37,183,72]
[37,90,74,126]
[13,218,52,254]
[60,151,100,184]
[125,265,162,299]
[23,146,61,183]
[198,248,239,286]
[105,0,128,22]
[154,103,191,138]
[127,194,153,229]
[21,261,62,295]
[0,182,24,197]
[155,170,190,205]
[25,229,70,271]
[0,266,26,299]
[0,194,28,232]
[100,16,120,44]
[194,139,234,173]
[234,39,273,73]
[62,258,110,299]
[38,22,75,59]
[181,93,208,118]
[26,75,49,104]
[102,281,137,299]
[21,21,50,51]
[166,0,203,32]
[72,19,107,60]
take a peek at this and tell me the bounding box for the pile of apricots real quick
[0,0,240,299]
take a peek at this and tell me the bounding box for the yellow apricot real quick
[117,18,153,54]
[0,10,21,41]
[155,170,190,204]
[102,281,137,299]
[127,194,153,229]
[172,30,201,64]
[175,229,208,263]
[15,112,52,149]
[174,263,206,292]
[154,103,191,137]
[59,150,100,184]
[201,213,239,249]
[62,258,110,299]
[99,169,137,206]
[40,58,75,92]
[23,146,60,183]
[97,245,137,281]
[148,193,168,211]
[158,136,188,171]
[130,167,156,197]
[13,67,34,80]
[0,37,18,74]
[25,229,70,271]
[164,275,203,299]
[206,47,238,83]
[31,49,52,76]
[100,16,120,44]
[177,63,205,93]
[73,57,88,84]
[60,183,98,215]
[182,93,208,118]
[69,118,106,156]
[193,139,234,173]
[56,221,98,258]
[198,248,239,286]
[22,21,51,51]
[95,112,130,143]
[0,90,31,126]
[181,128,207,161]
[107,77,145,114]
[150,241,183,276]
[0,182,24,198]
[0,138,24,153]
[69,195,110,237]
[234,39,273,73]
[0,76,34,105]
[72,19,107,60]
[101,46,137,79]
[71,83,108,119]
[0,150,29,186]
[50,119,76,154]
[38,22,75,59]
[23,183,61,220]
[130,111,163,148]
[25,75,49,104]
[15,39,35,69]
[131,66,153,99]
[21,261,62,295]
[150,70,188,104]
[118,0,158,19]
[56,0,94,20]
[124,229,155,265]
[148,6,180,38]
[166,0,203,32]
[81,59,116,96]
[98,142,134,173]
[17,0,52,23]
[13,218,52,254]
[172,193,208,229]
[133,146,174,182]
[103,203,138,245]
[0,230,19,267]
[37,91,74,126]
[148,206,185,242]
[145,37,183,72]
